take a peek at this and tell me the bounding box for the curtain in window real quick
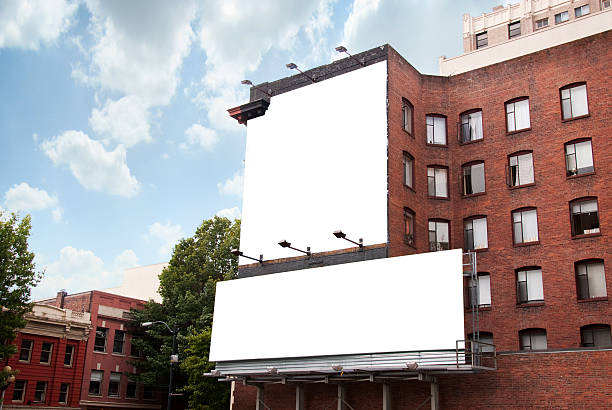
[526,269,544,300]
[575,141,593,170]
[472,163,485,193]
[586,262,607,297]
[479,275,491,305]
[515,99,530,130]
[570,85,588,117]
[436,168,447,197]
[518,153,534,185]
[473,218,488,249]
[522,209,538,242]
[469,111,483,140]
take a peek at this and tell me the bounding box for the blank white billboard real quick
[239,61,388,263]
[209,249,464,362]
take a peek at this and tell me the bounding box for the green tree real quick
[0,212,42,386]
[130,216,239,409]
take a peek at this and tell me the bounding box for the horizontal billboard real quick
[209,249,464,362]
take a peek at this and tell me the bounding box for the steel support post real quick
[382,383,391,410]
[256,385,264,410]
[296,384,305,410]
[430,379,439,410]
[337,385,346,410]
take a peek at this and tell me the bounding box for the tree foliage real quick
[130,217,239,409]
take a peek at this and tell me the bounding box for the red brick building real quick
[2,303,90,409]
[220,7,612,409]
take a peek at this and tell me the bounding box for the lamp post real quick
[142,321,179,410]
[0,366,16,410]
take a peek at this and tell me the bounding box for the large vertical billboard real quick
[239,61,388,262]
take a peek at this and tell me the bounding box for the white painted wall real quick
[103,262,168,302]
[209,249,465,362]
[239,61,388,263]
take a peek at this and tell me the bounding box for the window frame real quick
[534,17,548,29]
[511,207,540,246]
[89,370,103,396]
[516,266,545,305]
[463,215,488,252]
[580,324,611,347]
[467,331,495,353]
[18,339,33,363]
[459,109,484,144]
[575,259,608,301]
[428,219,450,252]
[113,330,126,355]
[554,10,569,24]
[462,160,486,197]
[403,151,415,191]
[126,379,138,399]
[505,97,531,134]
[559,82,589,121]
[108,372,121,397]
[427,165,449,199]
[574,4,590,17]
[476,31,488,49]
[94,327,108,353]
[519,328,547,350]
[507,150,535,188]
[40,341,53,365]
[565,138,594,178]
[404,208,415,248]
[12,380,26,402]
[426,114,447,146]
[64,345,75,367]
[402,98,414,136]
[570,197,600,238]
[33,381,48,403]
[466,272,491,309]
[508,21,521,39]
[59,383,69,404]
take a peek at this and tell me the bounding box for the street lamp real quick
[0,366,16,410]
[142,321,179,410]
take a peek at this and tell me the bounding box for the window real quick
[535,17,548,29]
[402,99,413,135]
[571,198,600,236]
[476,32,487,48]
[59,383,69,404]
[113,330,126,354]
[89,370,103,396]
[468,332,494,353]
[508,21,521,38]
[143,385,153,400]
[519,328,547,350]
[404,208,415,246]
[34,381,47,402]
[462,162,485,195]
[516,267,544,304]
[126,379,137,399]
[505,98,530,132]
[460,110,483,143]
[508,152,534,187]
[467,273,491,308]
[560,83,588,119]
[64,345,75,366]
[512,208,539,244]
[12,380,26,402]
[40,342,53,364]
[403,152,414,189]
[555,11,569,24]
[603,0,611,9]
[464,217,488,250]
[94,327,107,352]
[427,166,448,198]
[565,139,594,176]
[576,260,607,300]
[130,338,141,357]
[575,4,590,17]
[109,372,121,397]
[581,325,612,347]
[428,220,449,251]
[19,339,33,362]
[426,115,446,145]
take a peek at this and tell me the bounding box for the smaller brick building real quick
[2,303,90,409]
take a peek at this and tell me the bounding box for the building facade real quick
[2,303,90,409]
[218,7,612,409]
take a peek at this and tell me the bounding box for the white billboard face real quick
[239,61,388,263]
[210,249,464,362]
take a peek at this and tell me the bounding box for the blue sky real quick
[0,0,504,300]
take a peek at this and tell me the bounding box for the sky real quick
[0,0,507,300]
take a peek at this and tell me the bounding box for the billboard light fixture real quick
[266,366,278,374]
[231,249,263,264]
[278,240,311,256]
[334,45,366,67]
[331,364,343,372]
[333,230,364,249]
[286,63,317,83]
[241,79,272,98]
[406,362,419,370]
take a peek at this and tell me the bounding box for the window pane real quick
[593,327,611,346]
[437,222,449,244]
[473,218,488,249]
[526,269,544,300]
[518,153,534,185]
[436,168,448,197]
[91,370,103,382]
[587,262,607,298]
[433,116,446,144]
[562,98,572,119]
[571,85,588,117]
[522,209,539,242]
[532,332,547,349]
[470,111,483,140]
[515,99,530,130]
[471,163,485,193]
[479,275,491,306]
[404,156,413,188]
[513,219,523,243]
[575,141,593,172]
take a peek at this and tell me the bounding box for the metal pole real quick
[382,383,391,410]
[0,388,6,410]
[167,328,177,410]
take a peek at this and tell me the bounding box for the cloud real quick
[0,0,77,50]
[41,130,140,197]
[89,96,152,147]
[181,123,219,151]
[78,0,197,106]
[51,208,63,222]
[147,222,184,257]
[4,182,63,221]
[33,246,138,300]
[217,171,244,197]
[216,206,241,220]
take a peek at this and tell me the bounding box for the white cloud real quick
[217,171,244,197]
[216,206,241,220]
[113,249,139,270]
[41,130,140,197]
[147,222,184,257]
[181,123,219,151]
[0,0,77,50]
[4,182,58,212]
[51,208,63,222]
[79,0,197,106]
[89,96,152,147]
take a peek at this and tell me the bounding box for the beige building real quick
[103,262,168,303]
